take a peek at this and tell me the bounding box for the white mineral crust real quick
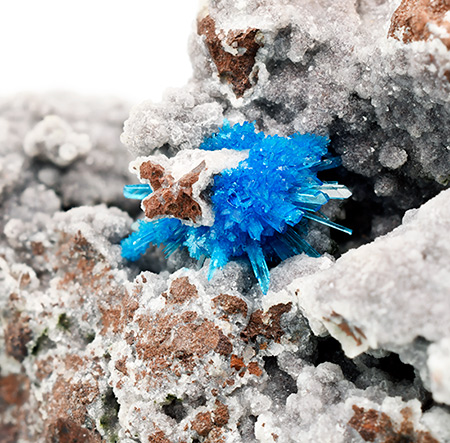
[1,0,450,441]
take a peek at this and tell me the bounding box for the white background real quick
[0,0,199,105]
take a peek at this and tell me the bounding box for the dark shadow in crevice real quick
[370,353,416,383]
[237,414,257,441]
[314,336,418,385]
[263,356,298,405]
[253,98,298,125]
[313,335,438,412]
[162,396,187,423]
[99,388,120,437]
[314,336,361,383]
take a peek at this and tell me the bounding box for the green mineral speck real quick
[31,328,49,355]
[165,394,180,403]
[85,332,96,343]
[99,389,120,438]
[57,313,71,330]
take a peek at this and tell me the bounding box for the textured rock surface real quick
[0,92,134,210]
[1,0,450,441]
[124,0,450,248]
[130,148,248,225]
[389,0,450,47]
[288,189,450,401]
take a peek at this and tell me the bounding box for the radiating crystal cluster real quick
[122,121,351,293]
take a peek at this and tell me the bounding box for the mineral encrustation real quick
[1,0,450,442]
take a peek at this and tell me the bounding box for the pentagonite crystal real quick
[121,121,351,293]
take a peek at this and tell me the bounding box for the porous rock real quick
[289,189,450,406]
[0,92,134,209]
[2,0,450,441]
[124,0,450,246]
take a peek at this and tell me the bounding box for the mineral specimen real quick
[1,0,450,441]
[122,121,352,294]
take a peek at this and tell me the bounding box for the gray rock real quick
[1,0,450,441]
[289,189,450,406]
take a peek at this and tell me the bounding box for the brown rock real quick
[0,374,29,412]
[198,15,263,97]
[181,311,198,323]
[348,405,439,442]
[148,430,171,443]
[388,0,450,48]
[230,354,245,371]
[204,427,226,443]
[0,374,31,442]
[212,294,248,318]
[36,356,55,381]
[213,401,230,427]
[140,162,172,191]
[241,303,292,343]
[140,160,205,223]
[215,331,233,356]
[64,355,87,372]
[325,311,367,347]
[56,231,140,341]
[46,418,101,443]
[163,277,198,305]
[45,375,102,431]
[4,315,32,361]
[192,411,213,437]
[0,424,19,443]
[247,362,263,377]
[56,232,105,291]
[134,310,228,377]
[115,357,129,376]
[31,241,45,255]
[99,291,139,335]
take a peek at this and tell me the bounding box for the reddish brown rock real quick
[0,374,32,442]
[212,294,248,318]
[348,405,439,442]
[148,430,171,443]
[36,356,55,381]
[140,160,205,223]
[115,357,129,376]
[230,354,245,371]
[247,362,263,377]
[140,162,173,191]
[4,314,32,362]
[163,277,198,304]
[47,377,100,422]
[388,0,450,48]
[0,423,19,443]
[325,311,367,347]
[135,310,229,378]
[198,15,263,97]
[55,231,140,340]
[0,374,29,412]
[46,418,102,443]
[41,361,104,441]
[99,291,139,335]
[213,401,230,427]
[192,411,214,437]
[215,330,233,356]
[204,427,226,443]
[56,232,106,292]
[64,355,88,372]
[241,303,292,343]
[31,241,45,255]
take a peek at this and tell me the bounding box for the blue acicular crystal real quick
[121,121,352,294]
